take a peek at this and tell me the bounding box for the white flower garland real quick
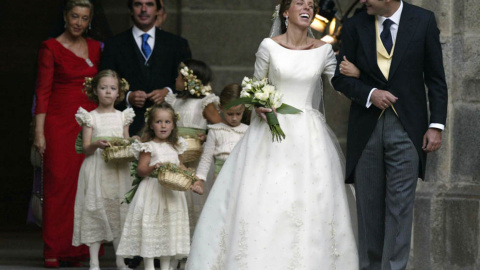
[180,63,213,97]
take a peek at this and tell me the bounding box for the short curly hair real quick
[82,69,128,105]
[279,0,319,34]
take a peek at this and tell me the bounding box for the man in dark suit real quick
[101,0,191,136]
[100,1,190,268]
[332,0,448,269]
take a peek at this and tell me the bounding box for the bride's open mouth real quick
[300,13,310,20]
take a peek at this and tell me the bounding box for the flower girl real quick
[72,70,133,270]
[165,59,221,232]
[116,102,193,270]
[166,59,222,139]
[195,84,249,191]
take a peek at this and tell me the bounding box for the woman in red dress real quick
[33,0,100,267]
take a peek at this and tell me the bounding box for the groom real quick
[332,0,448,269]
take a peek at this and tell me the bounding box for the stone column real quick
[408,0,480,269]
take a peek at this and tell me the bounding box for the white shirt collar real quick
[132,25,156,40]
[377,0,403,26]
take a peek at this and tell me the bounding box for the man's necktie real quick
[380,19,394,54]
[141,34,152,59]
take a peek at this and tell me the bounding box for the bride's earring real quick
[285,16,289,28]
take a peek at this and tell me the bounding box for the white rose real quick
[270,92,283,108]
[242,77,251,87]
[243,83,252,91]
[253,81,262,88]
[263,85,275,95]
[255,92,269,102]
[240,90,251,98]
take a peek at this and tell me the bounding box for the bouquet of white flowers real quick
[226,77,302,142]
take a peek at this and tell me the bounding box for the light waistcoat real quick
[376,18,398,117]
[376,17,396,80]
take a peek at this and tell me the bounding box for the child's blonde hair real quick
[141,102,182,150]
[82,69,128,104]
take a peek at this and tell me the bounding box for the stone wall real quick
[409,0,480,269]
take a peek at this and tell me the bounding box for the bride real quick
[186,0,359,269]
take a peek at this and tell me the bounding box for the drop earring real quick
[285,16,289,28]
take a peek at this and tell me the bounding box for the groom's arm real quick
[423,12,448,127]
[421,11,448,152]
[331,19,374,107]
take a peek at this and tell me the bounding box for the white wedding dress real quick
[186,38,359,270]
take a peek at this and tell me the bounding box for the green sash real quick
[74,131,122,154]
[214,159,226,175]
[178,127,206,138]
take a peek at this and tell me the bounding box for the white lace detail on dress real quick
[118,208,190,258]
[211,229,227,270]
[75,107,93,127]
[130,141,152,159]
[122,108,135,126]
[329,216,340,270]
[287,203,304,270]
[235,220,249,270]
[73,197,128,245]
[201,94,220,111]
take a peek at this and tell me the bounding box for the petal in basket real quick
[181,137,203,163]
[156,163,197,191]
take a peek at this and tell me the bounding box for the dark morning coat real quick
[100,27,191,135]
[331,2,448,183]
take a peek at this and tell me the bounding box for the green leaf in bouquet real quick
[124,160,143,203]
[224,97,256,109]
[275,103,303,114]
[122,185,138,204]
[266,111,286,142]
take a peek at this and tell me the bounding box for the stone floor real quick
[0,227,154,270]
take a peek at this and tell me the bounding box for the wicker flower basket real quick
[157,163,197,191]
[182,137,203,163]
[102,139,135,163]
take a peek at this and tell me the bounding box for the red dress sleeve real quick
[35,42,55,114]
